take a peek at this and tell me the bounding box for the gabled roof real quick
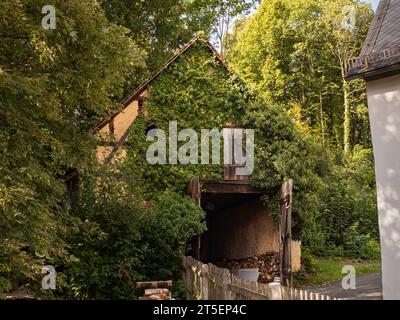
[361,0,400,55]
[346,0,400,80]
[91,34,228,133]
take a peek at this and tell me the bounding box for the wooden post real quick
[279,179,293,288]
[183,257,192,300]
[267,282,281,300]
[222,268,232,300]
[188,177,202,260]
[200,264,209,300]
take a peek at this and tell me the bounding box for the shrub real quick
[64,169,205,299]
[343,223,381,260]
[313,147,380,260]
[139,191,206,298]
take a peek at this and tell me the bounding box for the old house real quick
[346,0,400,300]
[91,34,297,285]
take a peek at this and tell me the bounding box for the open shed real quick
[188,168,294,286]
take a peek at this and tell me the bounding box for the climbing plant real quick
[120,38,331,257]
[123,39,251,198]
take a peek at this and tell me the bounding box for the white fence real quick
[183,256,340,300]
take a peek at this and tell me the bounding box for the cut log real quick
[144,288,170,296]
[215,253,280,284]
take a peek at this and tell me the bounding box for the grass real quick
[294,256,381,287]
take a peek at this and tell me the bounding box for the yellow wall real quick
[95,90,149,163]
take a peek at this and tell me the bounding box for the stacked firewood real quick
[140,288,171,300]
[215,253,280,283]
[136,280,173,300]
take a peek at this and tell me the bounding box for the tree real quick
[101,0,217,74]
[210,0,259,57]
[228,0,373,151]
[101,0,258,77]
[228,0,378,257]
[319,0,373,154]
[0,0,143,296]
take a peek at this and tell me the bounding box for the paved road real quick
[303,272,382,300]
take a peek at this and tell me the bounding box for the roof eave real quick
[345,62,400,81]
[345,59,400,81]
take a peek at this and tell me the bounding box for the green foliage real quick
[65,168,205,299]
[243,101,323,190]
[343,225,381,260]
[63,169,144,299]
[101,0,214,72]
[123,39,249,197]
[236,71,379,261]
[139,191,206,298]
[1,0,382,300]
[228,0,373,150]
[0,0,142,297]
[101,0,257,75]
[242,100,326,245]
[228,0,379,260]
[210,0,259,56]
[317,147,379,259]
[0,1,252,299]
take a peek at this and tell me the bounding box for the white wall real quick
[367,74,400,300]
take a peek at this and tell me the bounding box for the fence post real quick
[222,269,232,300]
[182,257,191,300]
[269,282,282,300]
[200,264,209,300]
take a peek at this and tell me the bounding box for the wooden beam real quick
[203,181,264,194]
[188,177,201,260]
[104,128,130,164]
[279,179,293,288]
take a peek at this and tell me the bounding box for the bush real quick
[309,147,380,260]
[63,169,145,299]
[240,100,381,261]
[63,169,205,299]
[139,191,206,298]
[241,100,326,244]
[361,238,381,260]
[343,223,381,260]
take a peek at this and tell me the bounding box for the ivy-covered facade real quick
[94,34,285,271]
[94,34,249,190]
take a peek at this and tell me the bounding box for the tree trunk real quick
[343,79,351,155]
[320,92,325,145]
[340,57,351,155]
